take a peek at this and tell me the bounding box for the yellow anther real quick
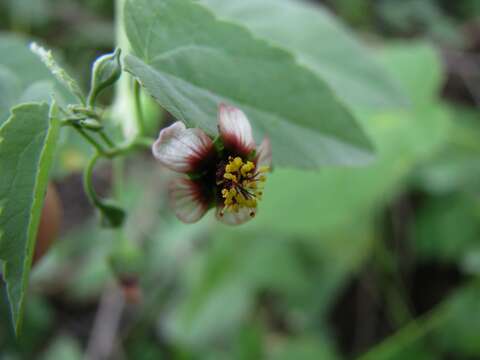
[235,193,246,204]
[233,157,243,167]
[224,173,237,182]
[225,157,246,174]
[221,156,269,214]
[241,161,255,176]
[246,199,257,208]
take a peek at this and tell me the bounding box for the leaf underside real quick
[124,0,375,169]
[200,0,408,110]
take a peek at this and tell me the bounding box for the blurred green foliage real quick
[1,0,480,359]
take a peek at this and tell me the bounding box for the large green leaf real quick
[240,42,449,236]
[201,0,408,110]
[123,0,374,168]
[0,102,60,334]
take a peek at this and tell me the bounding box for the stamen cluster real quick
[218,156,269,217]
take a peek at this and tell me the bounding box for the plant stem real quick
[112,158,125,197]
[133,80,146,135]
[113,0,139,140]
[71,106,101,120]
[83,152,102,207]
[72,117,153,159]
[74,125,107,155]
[105,136,154,158]
[100,131,115,148]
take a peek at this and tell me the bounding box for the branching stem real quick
[74,125,108,155]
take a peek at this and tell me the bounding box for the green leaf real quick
[164,234,255,348]
[0,33,54,89]
[0,102,61,334]
[123,0,374,168]
[414,106,480,194]
[242,41,449,236]
[271,335,340,360]
[0,65,21,124]
[201,0,408,110]
[412,194,480,263]
[0,34,74,126]
[378,0,464,47]
[376,42,444,106]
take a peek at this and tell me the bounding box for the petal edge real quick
[215,206,256,226]
[256,137,272,169]
[153,121,214,173]
[169,179,209,223]
[218,104,255,156]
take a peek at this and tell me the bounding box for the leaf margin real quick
[0,101,61,334]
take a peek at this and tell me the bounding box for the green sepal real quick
[98,200,126,228]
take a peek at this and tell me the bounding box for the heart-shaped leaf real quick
[123,0,374,168]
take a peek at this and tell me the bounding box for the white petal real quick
[218,104,255,155]
[256,137,272,169]
[169,179,209,223]
[152,121,213,173]
[215,206,256,226]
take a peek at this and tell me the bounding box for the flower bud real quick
[88,48,122,107]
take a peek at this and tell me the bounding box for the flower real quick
[152,104,272,225]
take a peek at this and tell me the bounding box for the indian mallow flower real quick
[152,104,272,225]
